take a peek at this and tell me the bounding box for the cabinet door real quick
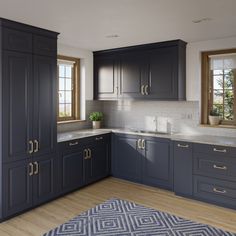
[2,51,33,163]
[112,134,142,182]
[33,154,57,205]
[94,55,118,99]
[89,140,110,183]
[61,150,84,192]
[33,55,57,157]
[3,160,33,217]
[147,47,178,99]
[174,141,193,196]
[120,52,147,98]
[142,138,172,189]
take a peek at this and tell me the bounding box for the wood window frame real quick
[201,48,236,126]
[57,55,80,122]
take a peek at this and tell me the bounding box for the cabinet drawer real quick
[193,143,236,157]
[193,153,236,181]
[3,28,32,53]
[33,35,57,57]
[194,175,236,209]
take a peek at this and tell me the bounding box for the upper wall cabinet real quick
[93,40,186,100]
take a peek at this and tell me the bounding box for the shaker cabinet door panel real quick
[148,47,178,99]
[33,55,57,157]
[33,154,57,205]
[94,56,118,99]
[3,160,33,217]
[2,51,33,163]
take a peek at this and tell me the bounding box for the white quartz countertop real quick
[57,128,236,147]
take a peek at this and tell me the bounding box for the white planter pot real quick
[92,121,101,129]
[209,116,220,125]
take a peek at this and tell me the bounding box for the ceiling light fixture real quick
[106,34,119,38]
[192,17,212,23]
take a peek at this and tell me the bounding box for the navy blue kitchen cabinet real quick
[112,134,142,182]
[94,40,186,100]
[112,133,173,189]
[58,134,111,193]
[142,137,173,190]
[0,18,59,220]
[173,141,193,197]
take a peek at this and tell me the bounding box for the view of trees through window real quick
[212,69,234,121]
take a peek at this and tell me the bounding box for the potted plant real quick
[209,108,221,125]
[89,111,103,129]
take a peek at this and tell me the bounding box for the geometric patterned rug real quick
[43,198,236,236]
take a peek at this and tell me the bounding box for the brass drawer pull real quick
[84,149,89,159]
[177,144,189,148]
[213,164,227,170]
[34,140,39,153]
[88,148,92,159]
[141,139,145,149]
[28,140,34,154]
[28,163,34,176]
[69,141,79,146]
[95,137,103,141]
[213,187,226,194]
[34,162,39,175]
[137,139,142,149]
[144,85,149,95]
[141,85,145,95]
[213,148,226,153]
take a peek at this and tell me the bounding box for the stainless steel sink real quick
[130,129,169,135]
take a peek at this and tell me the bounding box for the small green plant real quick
[89,112,103,121]
[209,108,220,116]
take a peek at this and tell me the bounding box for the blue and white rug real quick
[43,198,236,236]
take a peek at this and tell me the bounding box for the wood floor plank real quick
[0,177,236,236]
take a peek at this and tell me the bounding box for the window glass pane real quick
[213,90,223,104]
[65,91,72,103]
[59,91,65,103]
[224,70,234,89]
[59,104,65,117]
[59,65,65,77]
[213,75,223,89]
[65,78,72,90]
[224,104,234,120]
[65,66,72,78]
[213,69,223,75]
[59,77,65,90]
[65,104,72,117]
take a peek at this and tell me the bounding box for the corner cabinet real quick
[94,40,186,100]
[0,18,59,220]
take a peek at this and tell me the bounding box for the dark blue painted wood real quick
[142,137,172,190]
[173,141,193,197]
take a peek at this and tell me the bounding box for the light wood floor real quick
[0,177,236,235]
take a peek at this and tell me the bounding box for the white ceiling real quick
[0,0,236,51]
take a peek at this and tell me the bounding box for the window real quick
[57,56,80,122]
[201,49,236,126]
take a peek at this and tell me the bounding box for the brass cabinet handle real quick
[213,187,226,194]
[137,139,141,149]
[95,137,103,141]
[88,148,92,159]
[177,144,189,148]
[84,149,88,159]
[34,140,39,153]
[213,148,226,153]
[144,85,149,95]
[28,163,34,176]
[69,141,79,146]
[141,139,145,149]
[34,161,39,175]
[29,140,34,154]
[141,85,145,95]
[213,164,227,170]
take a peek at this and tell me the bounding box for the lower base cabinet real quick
[59,134,110,193]
[112,133,173,190]
[3,154,57,218]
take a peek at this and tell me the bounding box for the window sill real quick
[57,120,86,124]
[200,124,236,129]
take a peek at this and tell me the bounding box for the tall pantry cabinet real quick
[0,18,59,219]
